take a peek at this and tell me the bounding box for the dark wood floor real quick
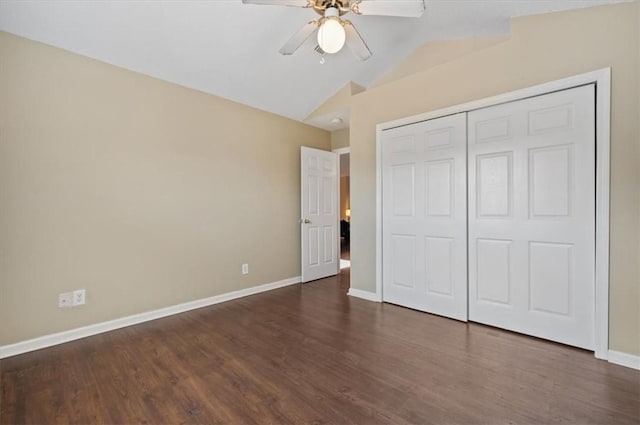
[2,270,639,425]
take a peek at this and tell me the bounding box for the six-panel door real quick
[382,113,468,321]
[301,147,339,283]
[467,85,595,349]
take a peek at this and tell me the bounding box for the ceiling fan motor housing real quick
[313,0,352,16]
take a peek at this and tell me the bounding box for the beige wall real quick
[331,128,350,150]
[371,35,509,88]
[0,32,330,346]
[350,3,640,355]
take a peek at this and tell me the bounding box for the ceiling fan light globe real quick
[317,18,346,54]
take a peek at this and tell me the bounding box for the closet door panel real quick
[468,85,596,349]
[382,113,467,321]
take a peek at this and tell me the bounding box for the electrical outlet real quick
[242,263,249,275]
[58,292,72,308]
[72,289,86,306]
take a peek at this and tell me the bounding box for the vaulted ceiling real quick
[0,1,624,129]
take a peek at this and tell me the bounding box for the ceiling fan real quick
[241,0,426,61]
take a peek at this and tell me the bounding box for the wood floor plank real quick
[2,269,639,424]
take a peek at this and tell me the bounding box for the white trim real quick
[347,288,382,302]
[0,276,301,359]
[608,350,640,370]
[593,69,611,360]
[332,147,350,155]
[375,125,384,303]
[335,146,350,277]
[375,68,611,359]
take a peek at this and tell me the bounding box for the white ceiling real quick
[0,0,624,128]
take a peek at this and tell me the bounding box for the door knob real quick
[302,219,311,224]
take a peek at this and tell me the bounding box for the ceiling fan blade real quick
[242,0,315,7]
[279,21,319,55]
[350,0,426,18]
[344,21,372,61]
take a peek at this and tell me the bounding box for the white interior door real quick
[301,147,339,283]
[382,114,468,321]
[467,85,595,349]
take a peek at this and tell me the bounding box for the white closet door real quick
[382,114,467,321]
[468,85,595,349]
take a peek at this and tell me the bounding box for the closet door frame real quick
[375,68,611,360]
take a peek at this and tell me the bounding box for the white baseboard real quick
[0,276,301,359]
[608,350,640,370]
[347,288,381,302]
[6,279,637,372]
